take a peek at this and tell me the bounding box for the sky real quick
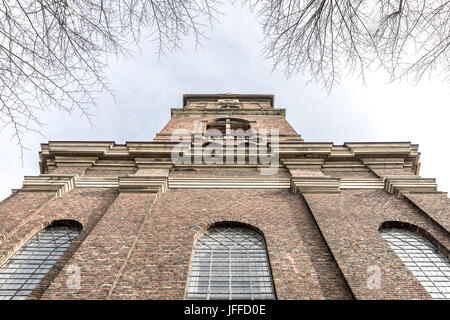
[0,4,449,200]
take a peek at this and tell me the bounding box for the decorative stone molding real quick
[53,156,98,167]
[291,177,341,194]
[20,170,169,194]
[183,93,274,107]
[75,177,119,188]
[384,177,438,197]
[345,142,417,156]
[21,174,76,197]
[323,160,367,172]
[127,143,178,157]
[134,158,174,169]
[169,178,290,189]
[40,142,114,155]
[330,146,354,158]
[171,109,285,116]
[135,168,170,176]
[288,169,325,177]
[362,158,407,168]
[340,179,384,189]
[38,141,422,176]
[37,175,385,191]
[118,176,168,194]
[91,159,136,170]
[282,158,324,170]
[75,169,170,190]
[32,139,431,195]
[277,143,333,157]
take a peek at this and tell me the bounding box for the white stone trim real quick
[169,177,291,189]
[340,179,384,189]
[75,176,119,188]
[21,174,76,197]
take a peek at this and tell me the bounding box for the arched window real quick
[380,228,450,300]
[187,225,275,300]
[0,223,81,300]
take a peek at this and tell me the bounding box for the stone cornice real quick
[171,109,285,116]
[53,156,98,167]
[344,142,418,156]
[21,174,76,197]
[40,142,114,156]
[17,172,405,195]
[38,141,422,179]
[361,158,410,168]
[291,177,386,193]
[75,176,172,191]
[118,176,168,193]
[322,161,368,172]
[277,143,333,157]
[282,158,324,170]
[127,142,178,157]
[291,177,341,194]
[340,179,385,189]
[75,176,119,188]
[384,177,438,197]
[134,158,174,169]
[183,94,275,108]
[169,177,290,189]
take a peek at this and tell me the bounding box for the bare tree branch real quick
[2,0,449,161]
[0,0,220,159]
[246,0,450,90]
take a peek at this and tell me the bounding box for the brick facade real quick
[0,94,448,300]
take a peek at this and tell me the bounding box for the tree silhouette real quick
[247,0,450,90]
[1,1,449,157]
[0,0,219,157]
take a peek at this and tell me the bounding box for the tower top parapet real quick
[183,93,274,109]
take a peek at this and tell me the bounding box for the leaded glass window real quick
[187,226,275,300]
[380,228,450,300]
[0,225,81,300]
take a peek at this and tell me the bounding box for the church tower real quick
[0,93,448,300]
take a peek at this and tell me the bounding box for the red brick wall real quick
[404,193,450,232]
[1,185,448,300]
[98,189,353,299]
[40,192,157,299]
[156,115,301,140]
[0,188,118,299]
[303,189,449,300]
[0,191,55,249]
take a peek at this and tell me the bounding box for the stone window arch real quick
[0,221,81,300]
[380,226,450,300]
[186,224,275,300]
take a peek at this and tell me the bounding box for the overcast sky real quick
[0,4,449,201]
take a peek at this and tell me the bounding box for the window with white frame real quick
[186,226,275,300]
[380,228,450,300]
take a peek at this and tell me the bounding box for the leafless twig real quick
[0,0,220,159]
